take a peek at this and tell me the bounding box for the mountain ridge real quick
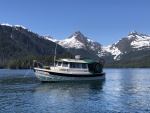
[1,23,150,68]
[0,24,69,68]
[45,30,150,61]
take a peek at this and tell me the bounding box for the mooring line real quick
[20,67,31,83]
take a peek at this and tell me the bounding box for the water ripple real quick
[0,69,150,113]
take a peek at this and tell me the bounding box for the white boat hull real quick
[34,68,105,82]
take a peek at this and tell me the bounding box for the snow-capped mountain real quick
[129,31,150,49]
[2,23,150,61]
[58,31,86,49]
[103,31,150,60]
[56,31,103,60]
[58,31,102,50]
[43,31,103,60]
[42,30,150,61]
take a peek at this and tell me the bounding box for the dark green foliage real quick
[4,54,74,69]
[0,25,70,69]
[105,55,150,68]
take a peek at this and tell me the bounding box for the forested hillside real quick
[0,25,70,68]
[105,55,150,68]
[1,24,150,69]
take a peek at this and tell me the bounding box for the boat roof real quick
[56,59,96,64]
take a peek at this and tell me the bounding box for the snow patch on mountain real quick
[43,35,57,42]
[87,38,94,43]
[1,23,13,27]
[1,23,36,34]
[15,25,26,29]
[131,35,150,49]
[126,31,139,40]
[102,45,121,60]
[58,36,85,49]
[1,23,26,29]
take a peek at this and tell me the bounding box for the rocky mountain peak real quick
[69,31,84,38]
[128,30,139,36]
[68,31,88,45]
[125,30,140,40]
[72,31,84,37]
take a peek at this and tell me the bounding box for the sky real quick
[1,0,150,46]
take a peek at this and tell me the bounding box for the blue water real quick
[0,69,150,113]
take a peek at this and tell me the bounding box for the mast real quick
[54,42,57,66]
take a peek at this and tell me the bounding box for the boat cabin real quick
[33,58,104,73]
[54,59,103,73]
[55,59,88,69]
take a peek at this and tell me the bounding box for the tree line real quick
[0,54,74,69]
[105,55,150,68]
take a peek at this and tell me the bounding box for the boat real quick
[33,55,105,82]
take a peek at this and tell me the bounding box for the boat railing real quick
[33,60,52,69]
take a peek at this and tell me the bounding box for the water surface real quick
[0,69,150,113]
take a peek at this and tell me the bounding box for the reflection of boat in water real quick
[33,56,105,82]
[33,80,105,112]
[35,80,105,93]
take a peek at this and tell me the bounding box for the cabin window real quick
[82,63,87,69]
[62,62,69,67]
[70,63,81,68]
[58,62,62,66]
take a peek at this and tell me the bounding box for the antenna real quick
[54,43,57,66]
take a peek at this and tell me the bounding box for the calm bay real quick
[0,69,150,113]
